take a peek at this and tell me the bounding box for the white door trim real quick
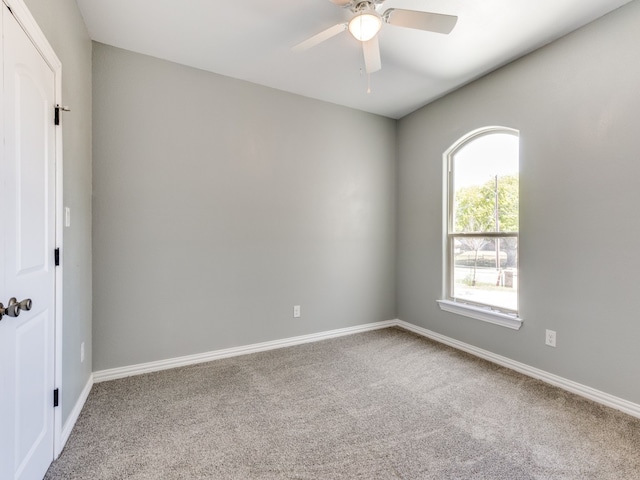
[4,0,64,459]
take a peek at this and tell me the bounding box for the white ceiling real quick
[76,0,631,119]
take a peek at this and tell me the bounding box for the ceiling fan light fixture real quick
[348,11,382,42]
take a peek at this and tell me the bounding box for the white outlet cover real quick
[545,329,556,347]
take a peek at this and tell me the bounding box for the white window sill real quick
[437,300,523,330]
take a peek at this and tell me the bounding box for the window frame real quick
[438,126,523,330]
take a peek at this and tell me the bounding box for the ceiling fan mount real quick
[294,0,458,75]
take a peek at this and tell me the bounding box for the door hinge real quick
[53,388,59,407]
[54,105,70,126]
[54,248,60,266]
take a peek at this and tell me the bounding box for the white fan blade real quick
[292,23,348,52]
[384,9,458,34]
[330,0,351,6]
[362,35,381,74]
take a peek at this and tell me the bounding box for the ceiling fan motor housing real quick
[353,1,382,13]
[330,0,385,11]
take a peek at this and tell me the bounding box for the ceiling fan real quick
[293,0,458,74]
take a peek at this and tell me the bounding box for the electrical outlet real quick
[545,329,556,347]
[81,342,85,362]
[65,207,71,227]
[293,305,301,318]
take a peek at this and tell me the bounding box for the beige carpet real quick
[46,327,640,479]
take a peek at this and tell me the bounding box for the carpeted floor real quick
[46,327,640,479]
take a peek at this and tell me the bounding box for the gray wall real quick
[92,44,396,371]
[397,1,640,404]
[23,0,93,423]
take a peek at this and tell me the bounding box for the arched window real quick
[438,127,521,328]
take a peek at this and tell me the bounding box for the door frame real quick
[4,0,64,459]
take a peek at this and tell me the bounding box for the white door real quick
[0,3,57,480]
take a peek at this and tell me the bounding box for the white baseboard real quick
[93,320,397,383]
[91,318,640,420]
[395,320,640,420]
[55,373,93,458]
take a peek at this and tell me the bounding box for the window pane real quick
[452,133,519,233]
[452,235,518,312]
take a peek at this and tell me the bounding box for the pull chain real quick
[359,68,372,94]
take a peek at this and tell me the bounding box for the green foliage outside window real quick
[454,174,519,233]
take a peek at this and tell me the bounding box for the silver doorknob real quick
[0,297,32,321]
[0,299,20,320]
[17,298,32,311]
